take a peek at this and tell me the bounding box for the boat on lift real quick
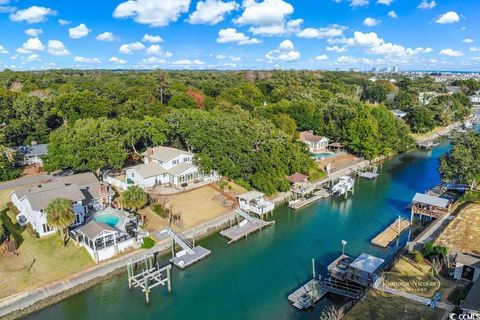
[331,176,354,196]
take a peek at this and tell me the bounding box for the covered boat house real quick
[286,173,316,198]
[327,253,385,287]
[236,191,274,218]
[410,193,451,221]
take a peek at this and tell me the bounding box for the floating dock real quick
[288,189,330,210]
[371,217,410,247]
[358,172,379,180]
[159,228,211,269]
[220,209,274,244]
[288,279,326,309]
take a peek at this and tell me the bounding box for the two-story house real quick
[10,172,114,237]
[107,146,219,190]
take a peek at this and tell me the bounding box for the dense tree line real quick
[0,69,474,192]
[440,131,480,189]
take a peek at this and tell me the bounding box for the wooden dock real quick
[371,218,410,247]
[288,189,330,210]
[220,209,274,243]
[358,172,379,180]
[288,279,326,309]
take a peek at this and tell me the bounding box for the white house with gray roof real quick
[106,146,219,190]
[10,172,114,237]
[13,142,48,166]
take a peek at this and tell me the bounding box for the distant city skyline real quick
[0,0,479,71]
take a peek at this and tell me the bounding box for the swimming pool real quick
[94,214,120,227]
[312,152,336,160]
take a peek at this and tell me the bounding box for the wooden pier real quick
[288,189,330,210]
[371,217,410,247]
[353,165,379,180]
[220,209,274,243]
[127,254,172,303]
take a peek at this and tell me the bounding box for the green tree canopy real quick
[45,197,76,246]
[121,185,148,211]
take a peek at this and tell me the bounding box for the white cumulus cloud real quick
[96,32,115,42]
[109,56,127,64]
[142,34,163,43]
[18,37,45,53]
[234,0,300,36]
[265,39,300,62]
[188,0,238,25]
[388,11,397,18]
[0,45,8,54]
[10,6,56,23]
[47,40,70,56]
[113,0,190,27]
[297,25,346,39]
[69,23,91,39]
[417,0,436,10]
[217,28,261,45]
[363,17,380,27]
[25,28,43,37]
[74,56,101,64]
[377,0,392,5]
[314,54,328,61]
[119,42,145,54]
[463,38,474,43]
[439,49,463,57]
[435,11,460,24]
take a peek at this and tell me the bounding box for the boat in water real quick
[331,176,354,196]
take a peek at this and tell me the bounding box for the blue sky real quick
[0,0,479,71]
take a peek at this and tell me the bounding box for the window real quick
[172,159,179,165]
[42,223,52,234]
[183,157,189,162]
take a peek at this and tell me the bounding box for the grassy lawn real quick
[0,209,94,299]
[0,187,13,210]
[346,290,446,320]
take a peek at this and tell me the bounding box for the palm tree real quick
[46,198,76,246]
[121,186,148,212]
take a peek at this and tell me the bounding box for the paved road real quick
[0,174,51,191]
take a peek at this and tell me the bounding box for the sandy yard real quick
[435,203,480,255]
[316,153,363,173]
[141,183,247,233]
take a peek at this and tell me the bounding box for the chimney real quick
[146,147,153,162]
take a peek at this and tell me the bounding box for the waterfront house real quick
[299,131,329,153]
[13,142,48,166]
[74,219,139,263]
[10,172,114,237]
[327,253,385,287]
[454,252,480,282]
[105,146,219,190]
[237,191,274,218]
[390,109,407,119]
[410,193,451,221]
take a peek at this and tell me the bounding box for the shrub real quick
[235,178,252,191]
[412,249,424,263]
[151,204,168,218]
[141,236,155,249]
